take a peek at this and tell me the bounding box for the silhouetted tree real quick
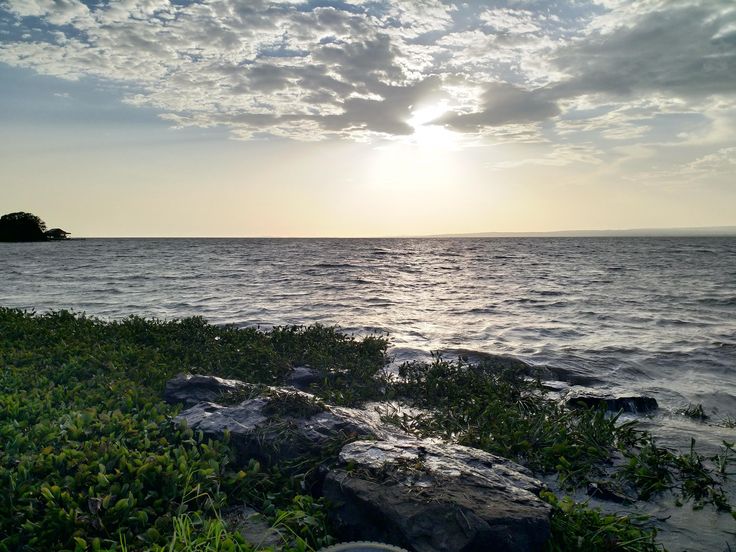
[0,212,48,242]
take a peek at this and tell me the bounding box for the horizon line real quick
[60,224,736,239]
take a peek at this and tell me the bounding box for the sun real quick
[406,101,461,149]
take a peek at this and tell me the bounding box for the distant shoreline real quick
[8,225,734,240]
[31,232,736,239]
[428,226,736,238]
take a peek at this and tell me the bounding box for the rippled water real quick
[2,238,735,412]
[2,237,736,549]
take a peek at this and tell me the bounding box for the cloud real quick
[684,146,736,176]
[434,82,560,130]
[321,75,444,135]
[0,0,733,150]
[553,1,736,99]
[4,0,90,25]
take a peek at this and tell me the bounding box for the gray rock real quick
[222,506,283,550]
[564,388,658,413]
[164,373,253,408]
[174,387,384,468]
[323,440,551,552]
[286,365,322,390]
[167,375,552,551]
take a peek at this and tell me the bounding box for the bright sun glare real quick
[406,101,461,149]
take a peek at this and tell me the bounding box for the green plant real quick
[0,309,385,551]
[542,492,662,551]
[681,403,708,421]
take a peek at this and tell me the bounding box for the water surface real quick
[2,238,734,411]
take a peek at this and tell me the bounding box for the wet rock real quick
[164,373,253,407]
[564,388,658,413]
[323,440,551,552]
[586,481,632,504]
[174,386,385,469]
[286,365,322,390]
[437,350,603,388]
[539,380,570,393]
[439,349,531,372]
[534,364,602,387]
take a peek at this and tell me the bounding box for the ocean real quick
[2,236,736,549]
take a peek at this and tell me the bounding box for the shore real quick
[0,308,733,551]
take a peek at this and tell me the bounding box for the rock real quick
[174,386,386,469]
[323,439,551,552]
[438,349,531,372]
[586,481,632,504]
[286,365,322,390]
[222,506,282,550]
[164,373,253,408]
[539,380,570,393]
[435,350,605,389]
[534,364,602,387]
[564,388,658,413]
[166,374,552,551]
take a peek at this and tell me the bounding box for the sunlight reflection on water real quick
[2,237,735,417]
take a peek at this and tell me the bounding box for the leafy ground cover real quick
[1,308,733,551]
[0,309,383,551]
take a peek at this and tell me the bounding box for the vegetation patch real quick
[1,309,733,551]
[542,492,662,552]
[0,309,384,551]
[261,391,328,419]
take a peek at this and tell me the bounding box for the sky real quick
[0,0,734,237]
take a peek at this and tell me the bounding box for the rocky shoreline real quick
[2,309,732,551]
[166,373,552,551]
[165,371,670,551]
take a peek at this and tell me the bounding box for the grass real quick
[0,308,733,551]
[0,308,383,551]
[542,492,662,552]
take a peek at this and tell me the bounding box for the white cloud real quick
[0,0,733,156]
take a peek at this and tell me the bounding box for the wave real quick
[697,296,736,307]
[312,262,359,269]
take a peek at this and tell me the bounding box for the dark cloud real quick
[312,33,405,90]
[552,2,736,99]
[321,76,443,135]
[435,82,560,130]
[436,2,735,132]
[246,64,292,93]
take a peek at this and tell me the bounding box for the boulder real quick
[564,388,658,413]
[174,386,387,468]
[164,373,253,408]
[286,365,322,390]
[166,375,552,551]
[323,439,551,552]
